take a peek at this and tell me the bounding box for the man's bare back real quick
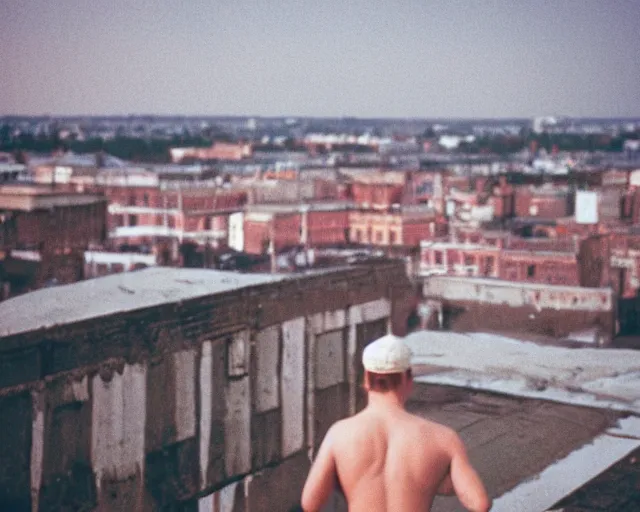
[301,334,491,512]
[331,405,453,511]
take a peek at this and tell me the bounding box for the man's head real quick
[362,334,413,400]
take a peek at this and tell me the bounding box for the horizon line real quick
[2,113,640,122]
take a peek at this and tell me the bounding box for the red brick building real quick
[243,210,302,254]
[170,142,252,163]
[102,184,247,249]
[347,172,406,209]
[419,241,501,278]
[488,177,515,219]
[514,185,572,219]
[0,185,107,253]
[349,207,445,247]
[499,250,579,285]
[242,203,352,255]
[419,237,581,285]
[0,185,108,298]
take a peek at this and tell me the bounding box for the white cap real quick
[362,334,413,374]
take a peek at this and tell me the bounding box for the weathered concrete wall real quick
[0,261,406,511]
[422,275,615,343]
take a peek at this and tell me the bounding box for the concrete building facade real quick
[0,261,411,511]
[421,275,615,343]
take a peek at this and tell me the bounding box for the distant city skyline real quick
[1,0,639,119]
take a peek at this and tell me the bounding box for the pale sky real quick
[1,0,639,118]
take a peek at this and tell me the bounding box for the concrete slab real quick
[408,330,640,414]
[281,317,306,457]
[315,330,345,390]
[406,384,624,512]
[254,326,280,413]
[225,377,251,477]
[91,363,146,486]
[0,268,286,337]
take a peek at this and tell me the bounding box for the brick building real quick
[419,237,581,285]
[487,176,515,219]
[346,171,406,209]
[242,203,352,255]
[247,178,343,204]
[514,184,572,219]
[419,241,501,278]
[103,184,247,249]
[349,207,445,247]
[170,141,252,163]
[0,185,108,298]
[499,249,579,285]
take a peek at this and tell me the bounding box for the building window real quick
[434,251,443,265]
[143,193,149,206]
[376,231,384,243]
[464,255,474,266]
[389,231,397,245]
[129,214,138,227]
[527,264,536,278]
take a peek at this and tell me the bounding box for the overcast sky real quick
[1,0,639,118]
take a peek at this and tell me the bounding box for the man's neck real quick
[367,391,405,410]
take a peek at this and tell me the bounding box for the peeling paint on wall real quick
[309,309,347,335]
[225,377,251,476]
[350,298,392,324]
[282,317,306,457]
[255,326,280,413]
[91,363,146,488]
[30,391,44,512]
[198,493,213,512]
[218,479,241,512]
[315,330,345,390]
[173,350,196,442]
[71,376,89,403]
[228,330,249,377]
[199,341,213,490]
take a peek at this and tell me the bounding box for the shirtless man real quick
[301,334,491,512]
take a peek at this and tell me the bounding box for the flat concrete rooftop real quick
[407,384,624,512]
[0,264,371,338]
[407,331,640,415]
[0,267,286,337]
[405,330,640,511]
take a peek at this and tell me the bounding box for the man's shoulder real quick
[411,414,458,441]
[326,415,357,438]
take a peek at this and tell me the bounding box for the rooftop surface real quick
[407,331,640,414]
[408,384,627,512]
[0,184,106,210]
[0,267,286,337]
[406,331,640,511]
[549,444,640,511]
